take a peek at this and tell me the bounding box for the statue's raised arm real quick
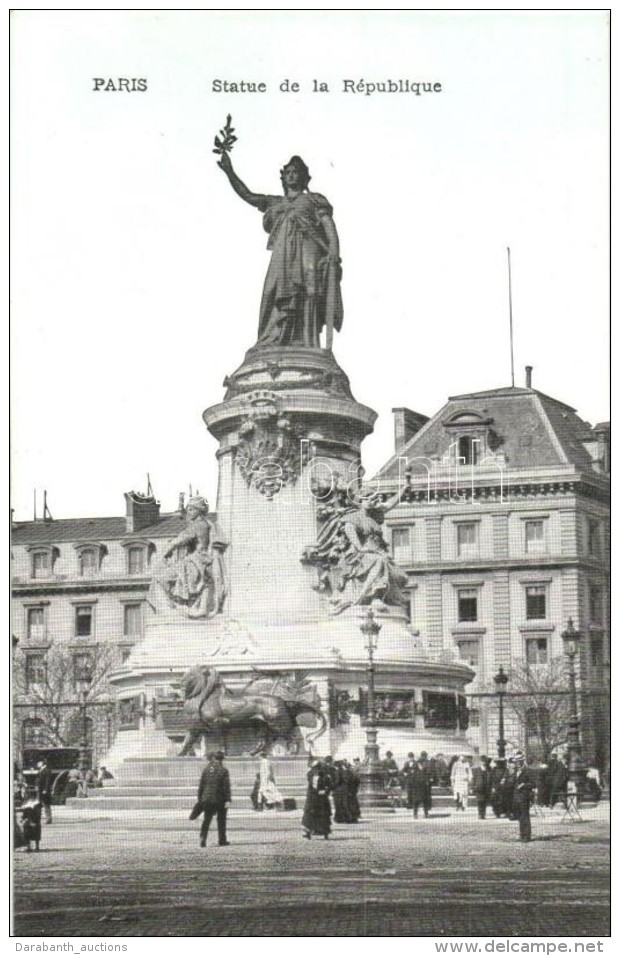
[215,125,343,349]
[217,151,265,209]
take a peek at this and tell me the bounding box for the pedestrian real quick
[489,759,506,817]
[96,766,114,788]
[512,752,536,842]
[434,753,450,788]
[257,751,283,809]
[502,760,518,818]
[196,751,231,848]
[471,756,492,819]
[402,753,417,809]
[36,759,54,824]
[418,751,433,817]
[549,754,569,808]
[302,757,332,839]
[15,798,42,852]
[450,754,471,811]
[342,760,361,822]
[381,750,399,784]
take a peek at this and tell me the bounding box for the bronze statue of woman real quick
[218,151,343,349]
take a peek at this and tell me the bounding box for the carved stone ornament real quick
[301,478,409,614]
[233,391,301,498]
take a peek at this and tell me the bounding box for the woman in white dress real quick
[258,753,284,809]
[450,755,472,812]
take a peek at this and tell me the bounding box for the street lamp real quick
[561,618,586,799]
[493,666,509,759]
[357,608,385,808]
[75,675,92,770]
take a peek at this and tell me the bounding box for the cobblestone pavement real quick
[13,804,609,937]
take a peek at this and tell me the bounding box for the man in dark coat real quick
[417,752,433,817]
[471,756,492,819]
[197,751,231,847]
[549,754,569,807]
[36,759,54,824]
[402,753,425,817]
[512,752,536,842]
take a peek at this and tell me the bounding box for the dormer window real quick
[127,546,145,575]
[74,542,107,576]
[458,435,480,465]
[121,539,155,576]
[27,545,59,579]
[443,410,502,466]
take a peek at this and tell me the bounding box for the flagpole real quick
[507,246,515,387]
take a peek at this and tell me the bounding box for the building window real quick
[22,718,48,748]
[589,586,603,625]
[75,606,93,638]
[127,546,146,575]
[123,603,143,638]
[525,637,548,665]
[457,522,477,557]
[590,635,604,667]
[392,527,410,561]
[25,652,47,690]
[79,548,97,576]
[457,639,479,667]
[587,519,600,556]
[457,589,478,623]
[26,606,46,641]
[525,520,545,554]
[31,551,51,578]
[525,585,546,620]
[73,651,93,686]
[458,435,480,465]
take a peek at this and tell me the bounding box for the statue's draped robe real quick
[254,191,343,347]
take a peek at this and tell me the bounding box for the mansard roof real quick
[377,385,607,479]
[11,512,189,546]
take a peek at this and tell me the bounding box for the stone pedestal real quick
[108,346,474,774]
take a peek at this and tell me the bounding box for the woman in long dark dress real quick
[302,760,332,839]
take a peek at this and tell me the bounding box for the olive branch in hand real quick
[213,115,237,154]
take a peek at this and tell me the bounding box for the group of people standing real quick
[302,755,362,839]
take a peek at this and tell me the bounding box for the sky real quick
[10,10,610,520]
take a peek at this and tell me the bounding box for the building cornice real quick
[12,578,150,597]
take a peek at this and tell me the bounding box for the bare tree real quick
[13,643,116,747]
[504,657,572,761]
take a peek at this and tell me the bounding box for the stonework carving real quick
[302,480,409,614]
[233,391,301,498]
[146,497,228,619]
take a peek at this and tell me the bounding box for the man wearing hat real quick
[196,751,231,847]
[512,752,536,842]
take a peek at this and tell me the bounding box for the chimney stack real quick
[124,491,160,533]
[525,365,533,389]
[392,407,430,454]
